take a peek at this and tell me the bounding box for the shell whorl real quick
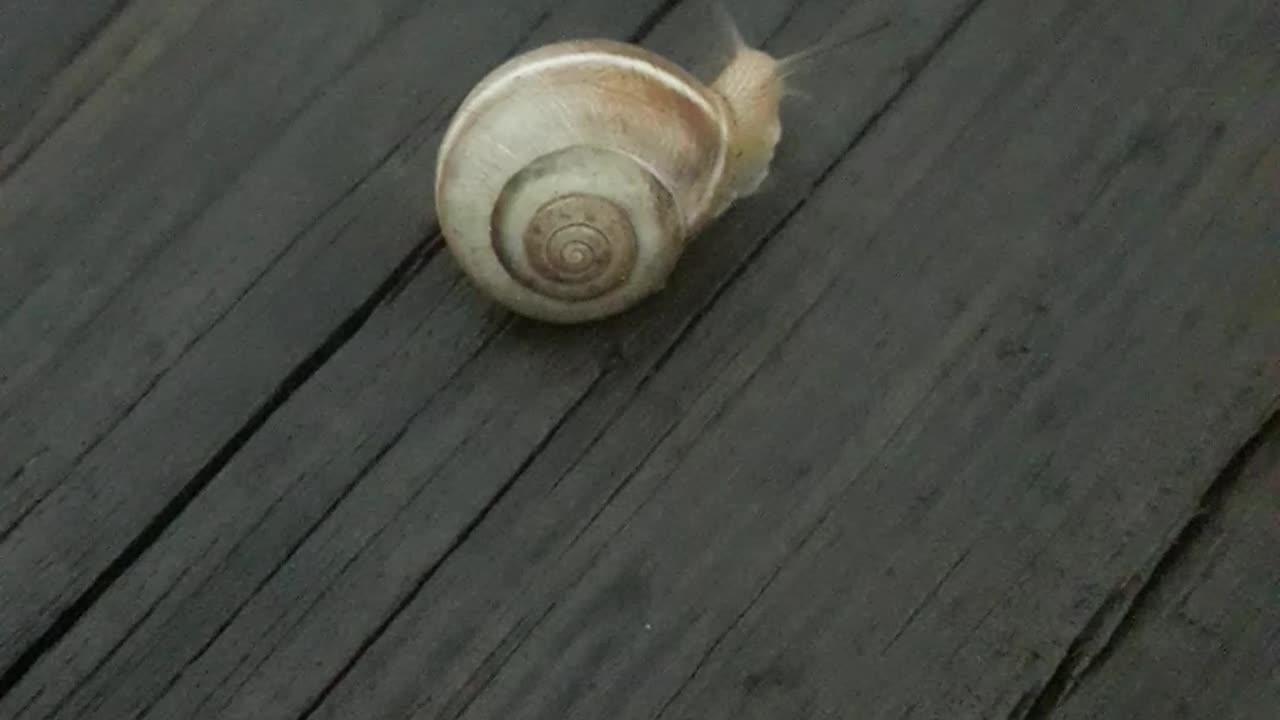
[512,194,636,302]
[488,144,679,303]
[434,39,734,323]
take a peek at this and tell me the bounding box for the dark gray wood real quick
[299,0,1280,717]
[0,0,124,159]
[0,0,979,717]
[0,0,670,678]
[1052,415,1280,720]
[0,1,1277,720]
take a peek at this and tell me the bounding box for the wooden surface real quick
[0,0,1276,718]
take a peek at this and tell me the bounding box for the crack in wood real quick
[882,546,975,654]
[1068,405,1280,684]
[645,11,1005,713]
[0,1,696,712]
[1011,584,1131,720]
[642,0,988,393]
[630,0,684,43]
[652,553,791,720]
[0,0,132,184]
[0,233,441,703]
[437,597,564,720]
[1011,407,1280,720]
[128,325,507,720]
[291,366,612,720]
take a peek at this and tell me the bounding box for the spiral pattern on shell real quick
[488,144,680,305]
[513,193,638,301]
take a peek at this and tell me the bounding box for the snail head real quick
[712,44,785,199]
[709,7,892,200]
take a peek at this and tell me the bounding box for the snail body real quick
[434,35,787,323]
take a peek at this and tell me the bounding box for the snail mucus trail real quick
[433,14,890,324]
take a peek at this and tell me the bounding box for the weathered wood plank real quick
[1049,415,1280,720]
[0,0,673,681]
[3,2,1278,720]
[0,0,979,717]
[297,0,1278,718]
[0,0,124,155]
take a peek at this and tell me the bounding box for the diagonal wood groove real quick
[36,0,132,88]
[0,0,688,712]
[0,0,131,182]
[435,589,564,719]
[280,6,694,718]
[641,0,987,386]
[1012,406,1280,720]
[0,205,387,544]
[129,317,505,720]
[6,0,1272,717]
[292,367,614,720]
[0,234,441,701]
[1069,404,1280,681]
[28,296,492,719]
[286,2,995,714]
[653,549,792,720]
[482,4,996,715]
[0,4,613,701]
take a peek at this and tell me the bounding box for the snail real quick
[433,14,888,324]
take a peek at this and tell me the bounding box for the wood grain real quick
[0,0,671,681]
[304,0,1278,718]
[0,0,125,157]
[1,0,1276,718]
[1054,415,1280,720]
[0,0,978,717]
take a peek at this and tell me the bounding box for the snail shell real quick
[434,37,785,324]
